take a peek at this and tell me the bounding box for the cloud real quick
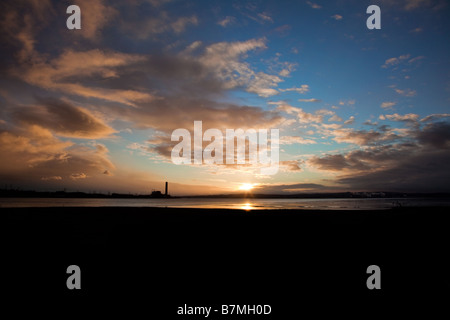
[306,1,322,9]
[382,54,410,68]
[416,121,450,148]
[199,38,284,97]
[279,85,309,94]
[16,49,153,106]
[274,25,292,37]
[255,183,327,194]
[280,136,316,145]
[329,115,343,122]
[363,120,378,126]
[335,148,450,192]
[410,27,423,33]
[257,13,273,23]
[171,16,199,33]
[394,88,417,97]
[331,128,400,146]
[73,0,118,40]
[383,113,419,122]
[404,0,432,10]
[246,72,282,97]
[276,104,324,123]
[298,98,320,102]
[308,118,450,192]
[420,114,450,122]
[309,154,352,171]
[218,16,236,27]
[0,0,56,62]
[379,0,440,11]
[5,33,290,169]
[12,98,116,139]
[0,125,115,185]
[408,56,425,63]
[121,7,198,39]
[381,102,396,109]
[232,3,275,24]
[344,116,355,125]
[279,161,302,172]
[41,176,62,181]
[70,173,87,180]
[117,98,285,138]
[331,14,343,20]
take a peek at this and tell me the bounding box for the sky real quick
[1,0,449,195]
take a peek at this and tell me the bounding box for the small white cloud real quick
[383,113,419,122]
[382,54,410,68]
[410,27,423,33]
[298,98,320,102]
[307,1,322,9]
[41,176,63,181]
[329,115,343,122]
[420,114,450,122]
[331,14,343,20]
[381,101,396,109]
[280,136,316,145]
[279,85,309,94]
[395,88,416,97]
[344,116,355,125]
[408,56,425,64]
[257,13,273,23]
[218,16,236,27]
[70,173,87,180]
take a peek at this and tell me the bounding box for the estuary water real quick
[1,197,450,210]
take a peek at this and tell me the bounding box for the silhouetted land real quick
[0,189,172,198]
[3,206,449,317]
[2,188,450,199]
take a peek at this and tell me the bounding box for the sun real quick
[238,183,255,191]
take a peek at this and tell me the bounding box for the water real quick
[1,197,450,210]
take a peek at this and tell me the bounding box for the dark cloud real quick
[12,98,115,139]
[336,149,450,192]
[107,54,225,98]
[255,183,327,194]
[0,127,114,186]
[417,121,450,149]
[309,121,450,192]
[309,154,351,171]
[113,98,283,134]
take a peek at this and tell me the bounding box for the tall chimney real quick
[165,181,168,196]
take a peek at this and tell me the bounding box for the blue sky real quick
[1,0,449,194]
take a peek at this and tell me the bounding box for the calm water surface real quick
[1,197,450,210]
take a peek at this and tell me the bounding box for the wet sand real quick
[3,206,449,317]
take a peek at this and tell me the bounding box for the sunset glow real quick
[238,184,256,191]
[0,1,449,196]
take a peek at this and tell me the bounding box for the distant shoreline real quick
[2,189,450,199]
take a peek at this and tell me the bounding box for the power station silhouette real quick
[151,182,170,198]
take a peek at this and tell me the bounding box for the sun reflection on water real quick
[240,202,254,211]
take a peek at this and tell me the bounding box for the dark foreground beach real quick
[3,206,449,317]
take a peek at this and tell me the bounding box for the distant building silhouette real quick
[165,182,168,196]
[151,190,163,197]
